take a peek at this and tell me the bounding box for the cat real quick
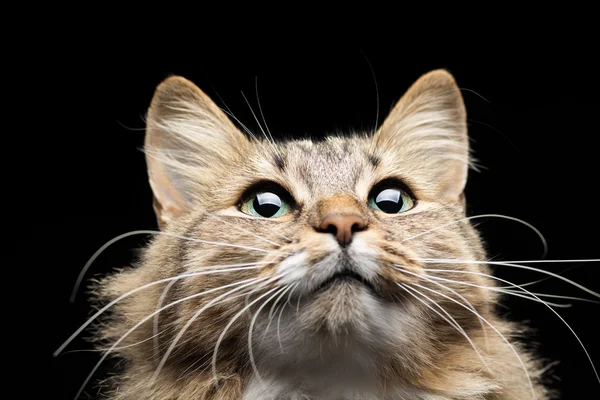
[79,70,556,399]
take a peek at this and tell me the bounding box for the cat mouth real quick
[316,270,377,293]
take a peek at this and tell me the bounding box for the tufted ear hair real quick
[145,76,251,228]
[374,69,471,202]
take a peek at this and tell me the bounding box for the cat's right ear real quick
[145,76,250,228]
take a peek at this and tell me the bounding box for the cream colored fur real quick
[94,70,553,399]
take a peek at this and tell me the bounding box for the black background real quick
[35,37,599,399]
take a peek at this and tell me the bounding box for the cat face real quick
[101,70,534,397]
[168,137,492,373]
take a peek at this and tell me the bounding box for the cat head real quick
[146,70,472,227]
[112,70,504,394]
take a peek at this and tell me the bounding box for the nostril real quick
[351,221,366,233]
[317,214,367,246]
[324,223,338,236]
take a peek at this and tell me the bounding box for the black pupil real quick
[375,188,403,213]
[253,192,282,217]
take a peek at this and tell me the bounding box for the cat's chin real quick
[299,280,384,336]
[250,282,414,393]
[313,271,377,295]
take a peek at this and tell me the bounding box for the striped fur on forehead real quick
[278,136,375,198]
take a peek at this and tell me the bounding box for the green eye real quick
[241,191,291,218]
[368,187,414,213]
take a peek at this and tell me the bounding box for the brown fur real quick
[94,70,553,399]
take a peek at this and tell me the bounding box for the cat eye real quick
[368,186,414,214]
[240,186,293,218]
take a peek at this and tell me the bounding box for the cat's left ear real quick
[374,69,470,202]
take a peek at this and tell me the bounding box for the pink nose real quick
[318,214,367,246]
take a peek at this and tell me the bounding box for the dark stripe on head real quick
[368,154,381,168]
[342,141,350,153]
[273,153,286,172]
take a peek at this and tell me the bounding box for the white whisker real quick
[72,277,264,400]
[60,328,167,354]
[493,261,597,289]
[414,258,600,299]
[248,286,289,388]
[70,229,273,302]
[500,290,600,304]
[211,90,255,139]
[401,214,548,258]
[211,281,284,388]
[151,262,271,359]
[255,76,277,145]
[397,266,489,348]
[296,290,303,315]
[398,265,572,308]
[56,264,271,357]
[395,270,536,399]
[209,89,272,154]
[241,90,279,155]
[219,107,260,140]
[278,283,299,353]
[458,87,491,103]
[402,265,600,384]
[399,282,491,373]
[431,258,600,264]
[496,276,559,290]
[261,284,295,343]
[153,273,283,382]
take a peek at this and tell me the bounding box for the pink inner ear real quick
[146,150,189,227]
[440,161,469,202]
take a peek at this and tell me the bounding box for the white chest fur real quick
[242,375,449,400]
